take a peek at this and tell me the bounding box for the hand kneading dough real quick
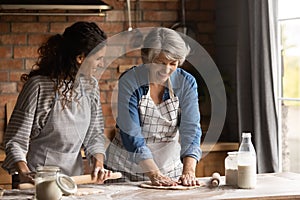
[139,182,205,190]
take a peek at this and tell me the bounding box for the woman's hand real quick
[178,156,201,186]
[178,171,201,186]
[148,171,178,186]
[91,166,112,184]
[18,171,35,184]
[139,158,177,186]
[91,153,111,184]
[15,161,35,184]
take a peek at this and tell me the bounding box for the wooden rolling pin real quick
[18,172,122,190]
[210,172,221,187]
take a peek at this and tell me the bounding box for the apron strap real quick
[78,78,86,96]
[55,79,60,100]
[168,79,175,99]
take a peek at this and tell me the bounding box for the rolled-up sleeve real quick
[2,80,39,174]
[119,128,153,163]
[176,71,202,162]
[116,69,153,164]
[83,88,107,162]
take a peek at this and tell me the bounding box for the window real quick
[278,0,300,172]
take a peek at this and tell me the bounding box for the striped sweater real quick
[2,75,106,174]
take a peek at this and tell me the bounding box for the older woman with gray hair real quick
[106,27,202,186]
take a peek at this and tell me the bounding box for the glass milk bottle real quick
[237,132,257,189]
[225,151,238,186]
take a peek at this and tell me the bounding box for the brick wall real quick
[0,0,215,144]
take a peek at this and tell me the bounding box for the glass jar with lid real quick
[35,166,77,200]
[225,151,238,186]
[35,166,62,200]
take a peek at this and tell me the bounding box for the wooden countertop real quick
[1,172,300,199]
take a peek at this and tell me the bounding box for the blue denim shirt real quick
[116,64,202,164]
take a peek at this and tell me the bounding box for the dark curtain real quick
[236,0,279,173]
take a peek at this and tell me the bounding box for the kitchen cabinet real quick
[196,142,239,177]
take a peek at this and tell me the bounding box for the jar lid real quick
[227,151,238,155]
[36,166,60,172]
[56,174,77,195]
[242,132,252,137]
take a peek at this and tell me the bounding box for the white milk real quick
[238,165,256,189]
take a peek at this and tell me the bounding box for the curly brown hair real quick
[21,21,107,103]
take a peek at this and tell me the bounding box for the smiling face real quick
[149,52,179,84]
[78,46,106,79]
[88,46,106,74]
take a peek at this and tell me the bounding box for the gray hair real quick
[141,27,190,66]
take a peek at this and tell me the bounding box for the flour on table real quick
[139,182,205,190]
[74,188,104,196]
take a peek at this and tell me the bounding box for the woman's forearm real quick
[15,161,31,173]
[92,153,105,168]
[139,158,160,176]
[180,156,202,186]
[182,156,197,174]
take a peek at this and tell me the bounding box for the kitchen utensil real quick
[18,172,122,190]
[210,172,221,187]
[126,0,132,31]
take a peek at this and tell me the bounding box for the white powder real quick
[237,165,256,189]
[225,169,238,186]
[35,178,62,200]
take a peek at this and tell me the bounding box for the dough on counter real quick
[139,182,205,190]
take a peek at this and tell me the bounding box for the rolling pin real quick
[18,172,122,190]
[210,172,221,187]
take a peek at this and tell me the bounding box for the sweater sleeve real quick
[82,85,107,162]
[176,70,202,162]
[2,79,39,174]
[116,68,153,164]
